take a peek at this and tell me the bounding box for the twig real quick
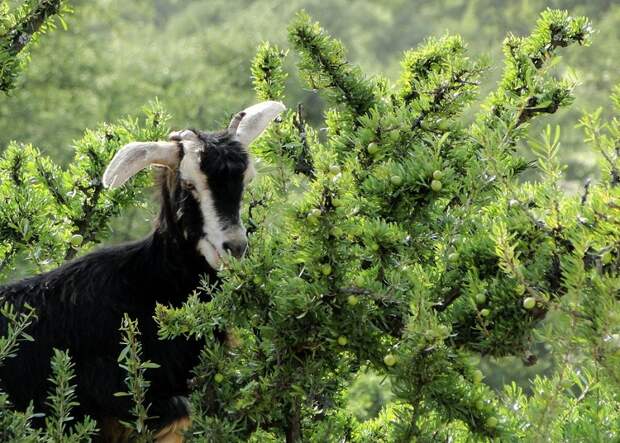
[292,103,315,178]
[580,178,591,206]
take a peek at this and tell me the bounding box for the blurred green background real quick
[3,0,619,176]
[2,0,619,422]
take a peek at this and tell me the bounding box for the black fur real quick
[195,130,248,227]
[0,131,249,437]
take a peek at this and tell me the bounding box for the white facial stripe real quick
[179,143,224,268]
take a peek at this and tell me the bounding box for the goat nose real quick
[222,240,248,259]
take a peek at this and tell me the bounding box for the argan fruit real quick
[347,295,359,306]
[70,234,84,247]
[384,354,397,366]
[523,297,536,310]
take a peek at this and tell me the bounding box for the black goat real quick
[0,101,285,442]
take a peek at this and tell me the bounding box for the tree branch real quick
[285,401,302,443]
[7,0,63,56]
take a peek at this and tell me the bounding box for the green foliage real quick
[1,4,619,442]
[0,0,70,91]
[579,90,620,187]
[345,370,393,422]
[0,101,170,279]
[152,8,619,442]
[480,9,591,130]
[252,42,288,102]
[0,281,93,441]
[0,344,97,441]
[43,349,98,442]
[116,314,159,441]
[0,302,38,442]
[0,302,35,362]
[289,11,376,118]
[399,34,487,117]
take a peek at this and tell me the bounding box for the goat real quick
[0,101,285,442]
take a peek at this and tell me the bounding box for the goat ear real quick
[103,141,179,189]
[232,101,286,147]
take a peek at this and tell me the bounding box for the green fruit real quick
[431,180,443,192]
[307,208,321,222]
[367,142,380,155]
[602,251,613,264]
[523,297,536,310]
[370,243,380,252]
[337,336,348,346]
[70,234,84,247]
[472,369,484,384]
[390,175,403,185]
[448,252,459,262]
[384,354,397,366]
[475,293,486,305]
[480,308,490,318]
[486,417,498,428]
[214,373,224,383]
[354,275,365,286]
[347,295,359,306]
[432,170,443,180]
[516,284,526,295]
[321,264,332,276]
[329,164,341,175]
[476,399,485,410]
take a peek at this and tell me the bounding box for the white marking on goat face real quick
[178,139,249,269]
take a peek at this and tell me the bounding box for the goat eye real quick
[183,181,196,191]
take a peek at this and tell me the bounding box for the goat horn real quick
[227,112,246,135]
[103,141,179,189]
[233,101,286,147]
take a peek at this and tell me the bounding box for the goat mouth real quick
[198,238,226,270]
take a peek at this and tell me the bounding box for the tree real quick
[1,6,619,442]
[153,9,618,442]
[0,0,69,92]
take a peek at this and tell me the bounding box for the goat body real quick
[0,211,213,431]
